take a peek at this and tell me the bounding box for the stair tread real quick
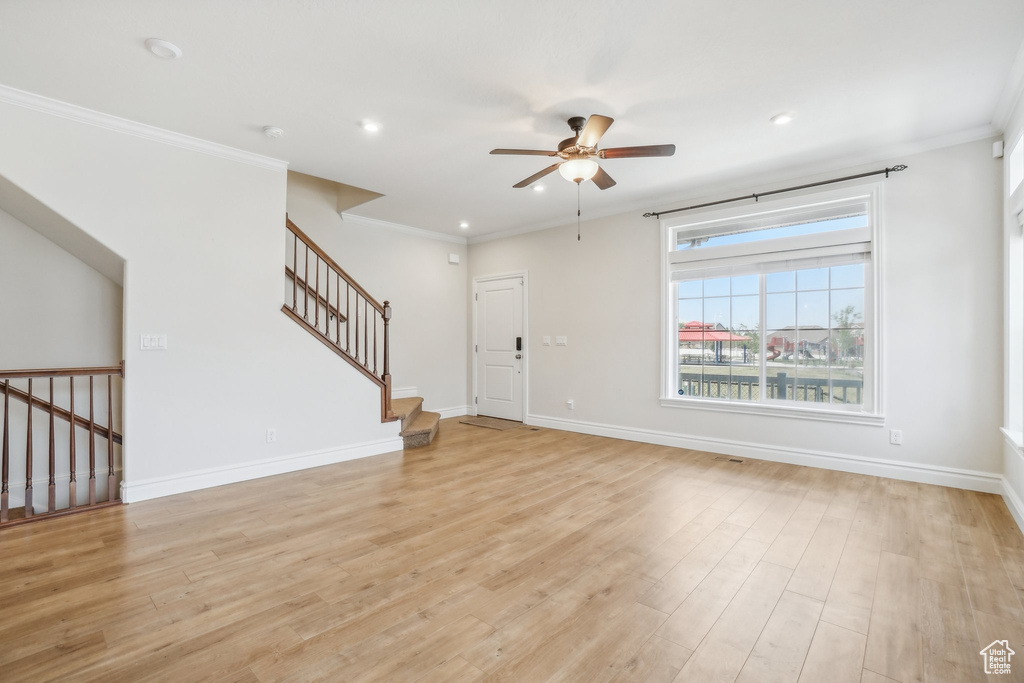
[400,410,440,436]
[391,397,424,420]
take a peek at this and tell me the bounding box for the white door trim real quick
[472,271,529,422]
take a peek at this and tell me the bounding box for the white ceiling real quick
[1,1,1023,238]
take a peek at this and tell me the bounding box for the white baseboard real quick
[121,437,403,503]
[527,414,1003,494]
[1002,476,1024,534]
[435,405,471,419]
[393,386,419,399]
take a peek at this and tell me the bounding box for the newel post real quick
[381,301,394,421]
[382,301,391,378]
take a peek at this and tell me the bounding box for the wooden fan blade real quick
[490,149,558,156]
[599,144,676,159]
[592,166,616,190]
[577,115,614,148]
[513,163,560,188]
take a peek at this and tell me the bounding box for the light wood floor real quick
[2,420,1023,682]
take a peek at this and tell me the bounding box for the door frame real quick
[472,271,529,422]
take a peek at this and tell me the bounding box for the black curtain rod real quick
[642,164,908,219]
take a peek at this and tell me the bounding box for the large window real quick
[662,188,880,421]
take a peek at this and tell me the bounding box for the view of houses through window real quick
[677,265,865,405]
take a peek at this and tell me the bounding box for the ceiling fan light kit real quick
[491,114,676,191]
[559,157,599,183]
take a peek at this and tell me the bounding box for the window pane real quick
[830,289,864,328]
[797,291,829,328]
[830,355,864,406]
[766,292,795,329]
[678,298,703,324]
[767,271,795,293]
[731,274,758,296]
[830,263,864,289]
[678,280,702,299]
[704,277,730,297]
[767,331,796,401]
[675,214,868,250]
[732,295,759,330]
[792,329,829,404]
[704,297,730,328]
[797,267,828,291]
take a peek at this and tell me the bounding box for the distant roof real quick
[679,320,750,342]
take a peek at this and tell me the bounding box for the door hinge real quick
[475,293,478,301]
[475,344,478,352]
[475,396,478,404]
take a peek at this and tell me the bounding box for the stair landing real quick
[392,397,439,448]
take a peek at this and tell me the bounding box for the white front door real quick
[475,276,524,421]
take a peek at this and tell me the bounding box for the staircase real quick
[282,217,438,447]
[392,397,440,448]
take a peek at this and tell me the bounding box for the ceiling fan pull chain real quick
[577,182,581,242]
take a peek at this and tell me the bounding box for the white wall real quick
[470,138,1004,489]
[286,173,469,416]
[0,98,402,502]
[0,207,122,368]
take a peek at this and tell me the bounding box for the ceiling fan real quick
[490,114,675,190]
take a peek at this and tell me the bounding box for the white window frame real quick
[1004,131,1024,451]
[659,184,885,426]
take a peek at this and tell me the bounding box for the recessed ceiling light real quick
[770,112,795,126]
[361,120,381,133]
[533,185,545,192]
[459,221,469,229]
[263,126,284,139]
[145,38,182,60]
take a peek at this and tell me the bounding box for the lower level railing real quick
[1,363,124,528]
[679,371,863,404]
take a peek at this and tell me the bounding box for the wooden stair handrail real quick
[0,383,122,445]
[0,363,124,380]
[287,218,385,313]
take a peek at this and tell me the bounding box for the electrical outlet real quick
[266,428,277,443]
[889,429,902,445]
[566,399,574,410]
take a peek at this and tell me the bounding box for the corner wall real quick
[0,97,402,502]
[469,138,1004,492]
[0,207,122,368]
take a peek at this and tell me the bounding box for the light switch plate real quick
[556,336,567,346]
[448,253,460,265]
[140,334,167,350]
[542,336,551,346]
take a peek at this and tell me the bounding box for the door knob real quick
[515,354,522,359]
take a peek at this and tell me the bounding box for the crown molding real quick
[339,212,467,245]
[0,83,289,172]
[994,38,1024,133]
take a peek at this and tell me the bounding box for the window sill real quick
[1002,427,1024,454]
[659,397,885,426]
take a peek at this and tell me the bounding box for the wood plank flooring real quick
[2,419,1023,682]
